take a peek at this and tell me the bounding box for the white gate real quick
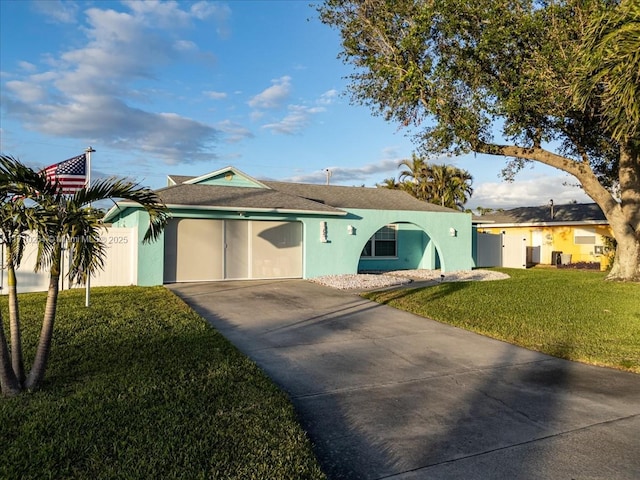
[0,227,136,295]
[502,235,527,269]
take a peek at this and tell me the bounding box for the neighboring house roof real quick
[478,203,608,226]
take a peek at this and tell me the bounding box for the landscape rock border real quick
[310,269,510,291]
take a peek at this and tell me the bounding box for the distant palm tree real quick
[0,155,169,395]
[423,164,474,210]
[398,153,427,199]
[377,177,398,189]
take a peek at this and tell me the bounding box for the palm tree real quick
[573,0,640,146]
[398,153,427,199]
[0,155,169,395]
[0,197,43,385]
[377,177,398,189]
[572,1,639,281]
[423,164,474,210]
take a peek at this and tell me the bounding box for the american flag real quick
[44,154,87,194]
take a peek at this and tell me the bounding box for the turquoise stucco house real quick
[103,166,474,285]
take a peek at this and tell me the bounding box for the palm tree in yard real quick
[0,155,169,395]
[0,197,45,388]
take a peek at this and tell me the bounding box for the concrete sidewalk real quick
[168,279,640,480]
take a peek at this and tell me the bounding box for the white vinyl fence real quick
[0,227,137,295]
[476,232,527,269]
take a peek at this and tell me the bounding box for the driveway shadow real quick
[168,280,640,480]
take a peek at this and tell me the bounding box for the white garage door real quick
[164,219,302,282]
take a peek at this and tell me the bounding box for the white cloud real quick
[204,90,227,100]
[18,61,37,73]
[317,89,338,105]
[468,174,593,209]
[174,40,197,51]
[215,120,254,143]
[5,80,47,103]
[32,0,79,24]
[281,158,401,184]
[1,2,221,164]
[248,76,292,109]
[262,104,323,135]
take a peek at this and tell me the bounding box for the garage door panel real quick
[225,220,249,279]
[164,219,223,282]
[251,221,302,279]
[165,219,302,282]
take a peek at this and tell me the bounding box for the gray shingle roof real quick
[167,175,193,185]
[480,203,607,224]
[163,174,460,213]
[263,181,458,212]
[155,183,345,214]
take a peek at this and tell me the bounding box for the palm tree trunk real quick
[25,248,61,390]
[0,311,21,396]
[7,264,25,384]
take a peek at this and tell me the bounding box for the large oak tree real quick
[319,0,639,281]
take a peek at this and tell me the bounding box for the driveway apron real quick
[167,279,640,480]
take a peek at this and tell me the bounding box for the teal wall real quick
[358,223,435,272]
[304,208,472,278]
[193,171,262,188]
[110,208,165,286]
[111,206,473,285]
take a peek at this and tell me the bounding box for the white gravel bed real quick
[310,269,509,290]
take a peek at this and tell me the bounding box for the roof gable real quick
[180,167,269,189]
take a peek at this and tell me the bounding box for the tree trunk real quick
[477,142,640,281]
[606,145,640,281]
[607,232,640,281]
[25,248,61,391]
[7,264,25,384]
[0,311,21,396]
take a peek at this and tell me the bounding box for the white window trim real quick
[361,225,398,258]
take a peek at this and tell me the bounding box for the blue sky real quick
[0,0,592,209]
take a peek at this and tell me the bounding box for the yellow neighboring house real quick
[477,202,614,269]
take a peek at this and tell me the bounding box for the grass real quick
[364,268,640,373]
[0,287,326,480]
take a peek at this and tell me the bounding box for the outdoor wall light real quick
[320,221,328,243]
[449,227,457,237]
[347,225,356,235]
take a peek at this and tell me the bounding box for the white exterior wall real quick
[0,227,136,295]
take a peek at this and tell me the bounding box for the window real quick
[361,225,397,258]
[574,227,596,245]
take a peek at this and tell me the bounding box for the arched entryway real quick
[356,221,442,273]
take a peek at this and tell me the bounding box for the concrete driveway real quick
[168,279,640,480]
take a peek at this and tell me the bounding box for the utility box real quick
[551,251,563,266]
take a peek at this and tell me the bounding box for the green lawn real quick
[364,268,640,373]
[0,287,326,480]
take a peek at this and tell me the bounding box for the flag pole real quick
[85,146,95,308]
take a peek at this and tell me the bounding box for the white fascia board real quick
[108,201,347,217]
[165,203,347,216]
[484,220,609,228]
